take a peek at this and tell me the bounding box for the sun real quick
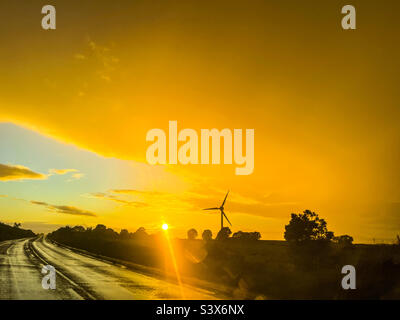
[162,223,169,231]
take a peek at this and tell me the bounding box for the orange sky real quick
[0,0,399,242]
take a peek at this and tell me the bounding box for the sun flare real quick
[162,223,169,231]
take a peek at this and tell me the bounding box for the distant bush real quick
[202,229,213,241]
[216,227,232,240]
[232,231,261,241]
[333,234,354,247]
[0,222,36,242]
[48,225,159,268]
[50,224,151,242]
[187,228,198,240]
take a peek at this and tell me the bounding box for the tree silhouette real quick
[13,222,21,228]
[284,210,334,243]
[120,229,130,240]
[187,228,198,240]
[333,234,353,246]
[91,224,118,239]
[132,227,149,240]
[72,225,85,232]
[94,224,107,232]
[216,227,232,240]
[0,221,35,242]
[202,229,213,241]
[232,231,261,241]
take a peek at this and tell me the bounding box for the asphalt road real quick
[0,237,220,300]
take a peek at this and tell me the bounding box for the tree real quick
[187,228,198,240]
[216,227,232,240]
[202,229,213,241]
[132,227,149,240]
[72,225,85,232]
[333,235,354,246]
[13,222,21,228]
[120,229,130,240]
[397,235,400,246]
[232,231,261,241]
[94,224,107,232]
[0,222,35,242]
[105,228,119,239]
[284,210,334,243]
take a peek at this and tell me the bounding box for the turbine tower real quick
[203,191,232,231]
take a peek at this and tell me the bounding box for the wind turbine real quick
[203,191,232,231]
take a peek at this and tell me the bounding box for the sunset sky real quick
[0,0,399,242]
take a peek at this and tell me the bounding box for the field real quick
[47,228,400,299]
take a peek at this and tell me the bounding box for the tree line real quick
[187,228,261,241]
[0,222,35,242]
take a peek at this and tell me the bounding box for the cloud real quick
[31,200,48,206]
[0,195,8,198]
[30,200,96,217]
[362,202,400,233]
[71,173,84,180]
[49,168,78,175]
[49,169,85,182]
[66,172,84,182]
[0,165,84,183]
[87,192,148,208]
[0,164,47,181]
[49,168,83,181]
[51,205,96,216]
[173,188,300,220]
[79,39,119,83]
[110,189,163,196]
[74,53,86,60]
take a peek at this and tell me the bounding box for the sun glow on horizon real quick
[0,1,399,244]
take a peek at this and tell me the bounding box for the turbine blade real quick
[222,211,232,226]
[203,207,219,210]
[221,190,229,207]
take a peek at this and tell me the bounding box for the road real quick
[0,237,220,300]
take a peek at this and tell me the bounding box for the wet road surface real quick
[0,237,220,300]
